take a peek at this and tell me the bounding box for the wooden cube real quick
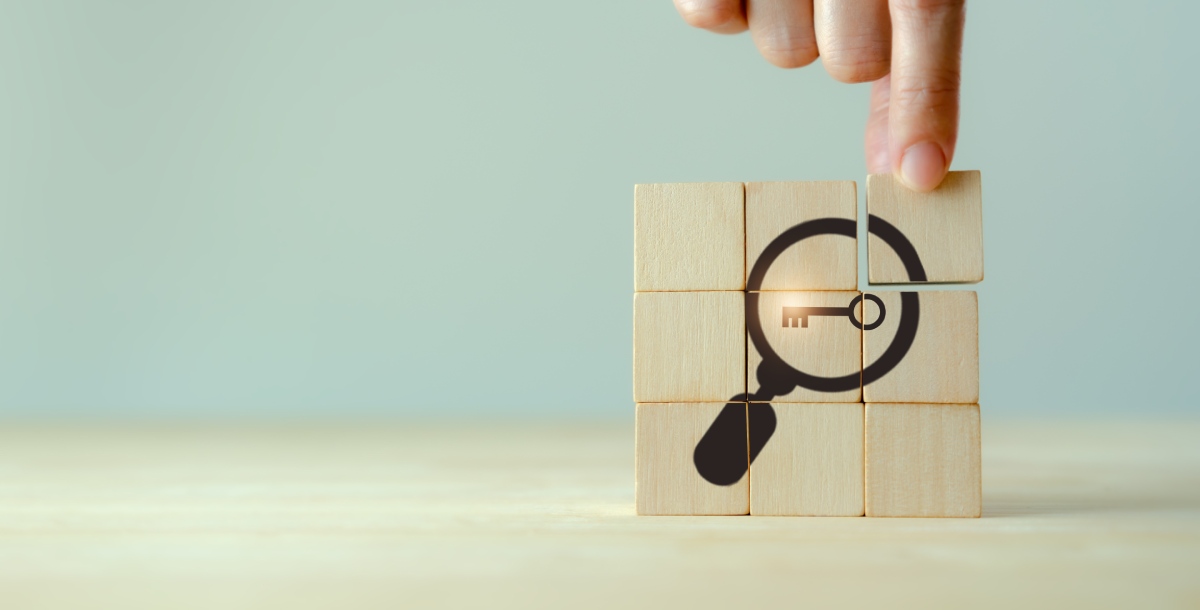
[749,403,864,516]
[865,403,981,517]
[633,291,745,403]
[747,291,861,403]
[636,402,749,515]
[867,171,983,284]
[862,291,978,404]
[634,182,745,291]
[745,181,857,290]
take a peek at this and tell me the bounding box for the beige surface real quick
[748,291,862,402]
[634,182,745,291]
[866,403,982,517]
[867,171,984,284]
[633,291,745,402]
[750,403,864,516]
[745,181,857,290]
[863,290,979,403]
[0,418,1197,609]
[636,403,748,515]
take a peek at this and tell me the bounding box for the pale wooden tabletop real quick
[0,417,1197,609]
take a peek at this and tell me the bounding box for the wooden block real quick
[867,171,983,284]
[747,291,862,403]
[749,403,864,516]
[862,291,978,404]
[633,291,745,403]
[865,403,981,517]
[745,181,857,290]
[636,402,749,515]
[634,182,745,291]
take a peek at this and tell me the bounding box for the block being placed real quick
[867,171,983,284]
[862,291,978,404]
[634,291,745,403]
[749,403,864,516]
[745,181,857,291]
[747,291,862,403]
[865,403,981,517]
[634,182,745,292]
[636,402,749,515]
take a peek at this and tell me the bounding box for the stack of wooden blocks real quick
[634,172,984,517]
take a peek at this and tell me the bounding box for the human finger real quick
[747,0,819,68]
[865,75,892,174]
[674,0,748,34]
[888,0,965,191]
[814,0,891,83]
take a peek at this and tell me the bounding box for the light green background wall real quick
[1,1,1196,417]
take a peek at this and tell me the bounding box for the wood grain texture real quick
[865,403,981,518]
[748,291,861,402]
[867,171,983,284]
[750,403,864,516]
[863,291,978,404]
[634,182,745,291]
[633,291,745,403]
[0,420,1197,608]
[746,181,857,290]
[636,403,749,515]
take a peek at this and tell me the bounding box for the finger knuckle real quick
[822,41,891,83]
[893,73,960,113]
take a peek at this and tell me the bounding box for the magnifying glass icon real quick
[693,215,928,486]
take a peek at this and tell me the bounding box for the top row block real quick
[634,182,746,292]
[633,173,983,291]
[866,171,984,284]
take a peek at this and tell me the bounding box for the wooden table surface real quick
[0,418,1197,609]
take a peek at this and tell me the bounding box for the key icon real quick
[782,306,849,328]
[782,294,885,331]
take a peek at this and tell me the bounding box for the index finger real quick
[888,0,965,191]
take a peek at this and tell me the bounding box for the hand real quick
[673,0,965,192]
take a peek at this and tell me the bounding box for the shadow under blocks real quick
[633,174,984,517]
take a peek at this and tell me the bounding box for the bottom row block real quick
[635,402,749,516]
[865,403,982,518]
[635,402,981,517]
[752,403,864,516]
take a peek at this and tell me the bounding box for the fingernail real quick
[899,142,947,192]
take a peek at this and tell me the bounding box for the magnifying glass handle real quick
[693,397,777,486]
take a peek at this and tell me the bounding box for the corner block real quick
[636,403,750,515]
[867,171,983,284]
[865,403,981,518]
[635,182,745,292]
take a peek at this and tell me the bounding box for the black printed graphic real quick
[692,215,927,486]
[691,398,778,487]
[781,293,885,330]
[782,306,846,328]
